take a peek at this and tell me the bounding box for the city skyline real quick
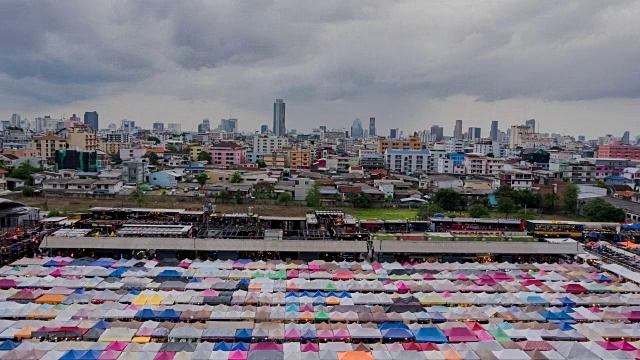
[2,2,640,137]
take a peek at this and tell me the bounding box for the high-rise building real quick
[578,135,586,142]
[220,118,238,133]
[260,125,269,134]
[167,123,181,132]
[430,125,444,142]
[467,127,481,140]
[273,99,286,136]
[84,111,99,131]
[198,118,211,133]
[453,120,463,139]
[319,126,327,133]
[10,114,20,127]
[152,122,164,131]
[389,128,398,139]
[350,118,364,138]
[525,119,536,132]
[490,121,499,141]
[369,117,376,137]
[121,119,136,133]
[622,131,631,145]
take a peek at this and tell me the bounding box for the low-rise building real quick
[93,179,124,194]
[147,170,182,188]
[122,159,148,184]
[31,133,67,159]
[498,170,534,190]
[384,149,430,173]
[463,154,487,175]
[42,178,97,193]
[205,142,247,167]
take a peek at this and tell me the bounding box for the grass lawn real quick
[347,208,419,220]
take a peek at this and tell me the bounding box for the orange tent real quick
[15,326,39,341]
[442,349,463,360]
[620,241,638,248]
[35,294,66,304]
[338,352,374,360]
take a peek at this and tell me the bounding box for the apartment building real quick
[377,136,423,154]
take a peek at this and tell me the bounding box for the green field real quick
[347,208,419,220]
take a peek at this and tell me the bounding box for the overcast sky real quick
[2,1,640,138]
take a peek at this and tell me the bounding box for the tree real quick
[234,190,242,204]
[256,160,267,168]
[230,173,243,183]
[147,136,161,144]
[583,198,626,222]
[47,210,61,218]
[469,204,490,218]
[197,151,212,163]
[562,184,579,214]
[347,193,372,208]
[486,152,495,158]
[253,181,274,199]
[497,197,516,217]
[277,192,292,204]
[20,185,34,197]
[417,203,443,220]
[9,162,38,181]
[111,153,122,165]
[541,193,558,213]
[595,180,608,189]
[494,185,514,199]
[148,152,159,166]
[130,187,145,206]
[306,183,321,208]
[512,189,541,209]
[196,173,208,186]
[166,144,178,152]
[432,188,464,211]
[217,189,229,199]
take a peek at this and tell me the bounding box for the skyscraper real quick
[369,117,376,137]
[525,119,536,132]
[350,118,364,138]
[453,120,463,139]
[152,122,164,131]
[430,125,444,142]
[84,111,99,131]
[622,131,631,145]
[10,114,20,127]
[490,121,499,141]
[121,119,135,133]
[389,128,398,139]
[220,119,238,133]
[198,118,211,133]
[467,127,481,140]
[260,125,269,134]
[273,99,286,136]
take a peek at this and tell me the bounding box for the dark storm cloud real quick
[1,0,640,113]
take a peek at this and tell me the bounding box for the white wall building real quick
[384,149,430,173]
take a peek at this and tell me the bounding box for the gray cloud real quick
[1,0,640,135]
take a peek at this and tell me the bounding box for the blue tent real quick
[189,278,201,283]
[91,259,115,267]
[214,342,233,351]
[285,291,299,298]
[0,340,19,351]
[558,297,576,306]
[414,328,447,343]
[285,304,300,312]
[300,291,311,298]
[43,260,58,267]
[109,268,127,277]
[157,309,181,321]
[527,296,550,305]
[312,291,324,297]
[128,290,142,295]
[135,309,158,320]
[430,312,447,323]
[560,306,576,314]
[337,291,351,298]
[235,259,252,264]
[232,342,250,351]
[157,270,181,278]
[554,321,575,331]
[235,329,252,341]
[382,328,414,341]
[378,322,410,331]
[60,350,86,360]
[78,350,103,360]
[92,320,110,329]
[312,297,325,305]
[301,329,317,341]
[623,223,640,230]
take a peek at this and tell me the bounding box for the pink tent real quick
[491,272,514,282]
[422,273,435,280]
[284,328,301,340]
[317,329,334,341]
[597,341,619,350]
[334,329,350,340]
[135,327,154,336]
[105,342,129,351]
[49,269,64,277]
[154,352,175,360]
[440,291,452,298]
[287,270,299,279]
[456,274,469,281]
[300,305,314,312]
[301,343,319,352]
[589,306,603,313]
[201,289,220,296]
[125,304,140,310]
[98,350,121,360]
[614,340,637,351]
[396,282,410,292]
[249,342,283,351]
[333,272,355,281]
[228,350,247,360]
[178,262,190,269]
[519,273,535,279]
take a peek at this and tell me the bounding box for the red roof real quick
[0,169,7,174]
[370,169,388,176]
[145,148,166,153]
[338,186,361,193]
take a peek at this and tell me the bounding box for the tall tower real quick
[273,99,286,136]
[454,120,463,139]
[525,119,536,133]
[490,121,499,141]
[84,111,99,131]
[369,117,376,137]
